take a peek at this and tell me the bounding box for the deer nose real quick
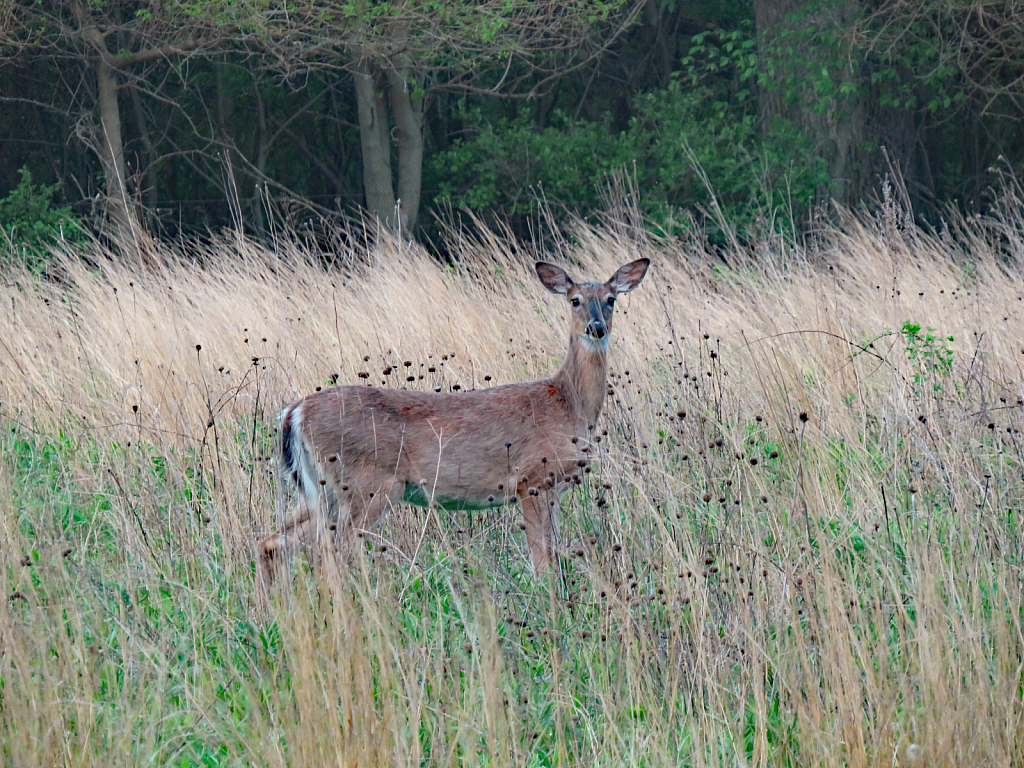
[589,322,606,339]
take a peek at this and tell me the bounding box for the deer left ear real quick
[607,258,650,293]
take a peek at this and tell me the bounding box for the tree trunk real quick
[386,68,423,233]
[216,57,241,224]
[753,0,803,126]
[94,56,138,236]
[353,58,397,230]
[129,83,159,228]
[753,0,869,206]
[251,73,268,239]
[638,0,675,91]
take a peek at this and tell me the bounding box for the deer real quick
[259,258,649,583]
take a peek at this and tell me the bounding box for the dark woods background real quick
[2,0,1022,251]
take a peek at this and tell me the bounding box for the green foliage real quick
[753,2,863,116]
[683,27,759,93]
[0,167,84,267]
[864,6,972,114]
[429,71,827,237]
[626,76,827,232]
[900,321,954,393]
[430,107,616,214]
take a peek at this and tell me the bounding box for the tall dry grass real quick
[1,192,1023,767]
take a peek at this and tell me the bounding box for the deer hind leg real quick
[520,484,560,574]
[260,467,351,582]
[259,496,320,585]
[262,402,334,584]
[331,478,403,559]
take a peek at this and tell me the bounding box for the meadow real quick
[2,189,1024,767]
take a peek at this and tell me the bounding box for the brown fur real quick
[260,258,649,580]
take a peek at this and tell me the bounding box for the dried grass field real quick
[2,196,1024,767]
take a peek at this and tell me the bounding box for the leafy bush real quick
[429,71,827,237]
[625,77,827,233]
[429,107,619,216]
[0,167,84,267]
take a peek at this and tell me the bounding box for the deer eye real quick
[571,297,581,307]
[606,296,616,306]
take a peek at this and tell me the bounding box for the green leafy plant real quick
[0,166,84,267]
[901,321,954,392]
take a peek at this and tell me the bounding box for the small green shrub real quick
[0,166,84,268]
[430,107,617,216]
[901,321,954,396]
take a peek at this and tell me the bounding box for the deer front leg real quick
[520,486,557,574]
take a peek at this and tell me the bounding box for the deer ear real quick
[607,258,650,293]
[536,262,574,295]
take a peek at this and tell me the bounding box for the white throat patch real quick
[579,333,610,353]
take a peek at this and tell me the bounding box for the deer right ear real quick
[535,262,574,295]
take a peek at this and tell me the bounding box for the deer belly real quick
[401,483,510,511]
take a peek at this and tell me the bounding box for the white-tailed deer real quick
[260,258,649,581]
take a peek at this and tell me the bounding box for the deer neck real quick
[553,333,609,431]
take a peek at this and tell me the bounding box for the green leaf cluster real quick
[901,321,955,394]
